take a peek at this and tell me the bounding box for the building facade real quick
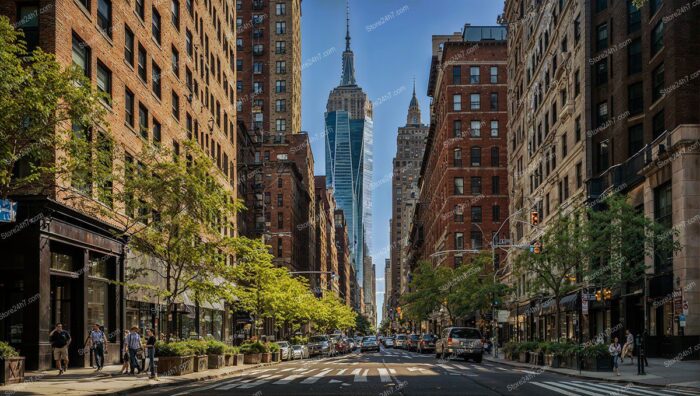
[335,209,353,305]
[388,85,429,325]
[314,176,340,297]
[324,11,373,290]
[0,0,237,369]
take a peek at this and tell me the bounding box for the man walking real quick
[49,323,71,375]
[126,327,143,375]
[87,323,108,371]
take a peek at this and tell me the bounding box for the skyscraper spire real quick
[340,0,356,86]
[408,78,421,125]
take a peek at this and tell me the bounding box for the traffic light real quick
[595,290,602,301]
[603,288,612,300]
[533,241,542,254]
[397,306,403,319]
[530,211,539,226]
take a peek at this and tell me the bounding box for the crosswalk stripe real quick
[655,388,700,396]
[543,381,599,396]
[389,368,397,374]
[238,375,282,389]
[378,368,391,382]
[336,368,347,375]
[352,368,368,382]
[217,375,266,391]
[452,364,469,370]
[496,367,508,371]
[273,374,303,385]
[472,365,490,372]
[300,369,331,384]
[279,368,294,372]
[571,381,664,396]
[531,381,579,395]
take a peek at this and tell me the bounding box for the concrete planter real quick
[224,354,234,366]
[193,355,208,372]
[156,355,194,376]
[260,352,272,363]
[234,354,244,366]
[208,354,225,369]
[271,351,280,362]
[0,357,25,385]
[544,353,563,368]
[580,356,613,372]
[518,352,527,363]
[243,353,261,364]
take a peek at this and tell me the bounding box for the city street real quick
[141,347,700,395]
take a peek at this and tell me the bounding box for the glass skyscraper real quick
[325,8,373,287]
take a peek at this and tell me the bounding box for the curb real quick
[105,361,280,395]
[485,357,699,392]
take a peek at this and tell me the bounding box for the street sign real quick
[674,290,683,315]
[582,299,589,315]
[0,199,17,223]
[679,314,686,327]
[683,300,689,315]
[497,310,509,323]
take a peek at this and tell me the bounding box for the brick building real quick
[314,176,340,297]
[0,0,237,369]
[335,209,352,306]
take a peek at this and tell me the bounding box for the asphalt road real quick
[142,347,700,395]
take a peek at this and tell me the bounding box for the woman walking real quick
[145,329,157,379]
[609,337,622,376]
[621,330,634,364]
[120,330,130,374]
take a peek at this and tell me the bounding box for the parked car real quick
[360,336,380,353]
[291,344,309,359]
[406,334,421,351]
[354,336,363,346]
[308,335,334,356]
[329,334,347,355]
[435,327,483,363]
[384,337,395,348]
[276,341,291,360]
[345,338,355,351]
[417,334,437,354]
[394,334,407,349]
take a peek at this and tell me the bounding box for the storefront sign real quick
[0,199,17,223]
[497,310,509,323]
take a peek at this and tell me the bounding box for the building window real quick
[454,177,464,195]
[125,88,134,127]
[276,61,287,74]
[72,33,90,76]
[595,59,608,85]
[153,118,162,145]
[276,99,287,112]
[454,205,464,222]
[276,21,286,34]
[597,140,610,173]
[277,212,284,228]
[171,47,180,77]
[276,3,287,15]
[96,61,112,104]
[596,0,608,12]
[597,101,608,127]
[628,39,642,75]
[491,147,499,166]
[651,21,664,56]
[453,66,461,84]
[574,69,581,97]
[138,45,147,81]
[470,93,480,110]
[253,62,263,74]
[492,205,500,222]
[124,25,134,66]
[470,120,481,137]
[171,0,180,29]
[277,238,283,256]
[471,177,482,194]
[97,0,112,37]
[455,232,464,250]
[490,66,498,84]
[486,120,497,137]
[470,231,483,250]
[171,91,180,120]
[453,148,462,167]
[276,119,286,132]
[628,124,643,155]
[186,30,193,57]
[628,1,641,33]
[152,62,161,98]
[453,120,462,137]
[275,41,286,54]
[471,206,482,222]
[135,0,145,19]
[470,66,480,83]
[275,80,286,93]
[628,82,644,115]
[561,134,568,158]
[253,82,263,94]
[653,109,665,138]
[575,116,581,142]
[277,194,283,207]
[574,13,581,43]
[596,23,608,52]
[470,146,481,166]
[152,8,161,44]
[490,93,498,111]
[652,63,664,103]
[491,176,500,194]
[139,104,149,139]
[654,182,673,273]
[453,94,462,111]
[576,162,583,188]
[650,0,663,16]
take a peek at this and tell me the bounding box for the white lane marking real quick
[353,368,368,382]
[531,381,579,395]
[496,367,508,371]
[452,364,469,370]
[389,368,397,374]
[273,374,304,385]
[329,379,341,383]
[336,368,347,375]
[279,367,295,372]
[572,381,668,396]
[171,376,243,395]
[378,368,391,382]
[217,375,268,390]
[238,375,282,389]
[300,368,331,384]
[471,365,490,372]
[543,381,599,396]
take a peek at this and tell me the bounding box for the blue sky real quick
[300,0,504,325]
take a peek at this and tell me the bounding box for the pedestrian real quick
[145,329,157,379]
[49,323,71,375]
[621,330,634,364]
[86,323,108,371]
[120,330,130,374]
[609,337,622,376]
[126,326,143,375]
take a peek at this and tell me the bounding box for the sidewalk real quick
[1,361,278,396]
[486,350,700,390]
